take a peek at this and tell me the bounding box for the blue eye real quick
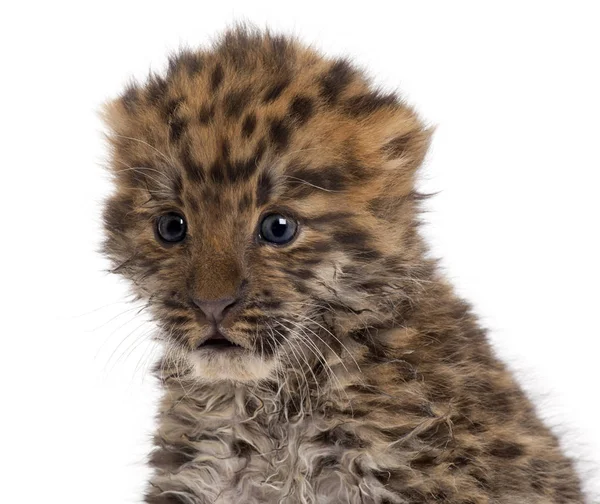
[156,212,187,243]
[259,214,298,245]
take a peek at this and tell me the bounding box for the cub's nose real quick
[192,297,238,324]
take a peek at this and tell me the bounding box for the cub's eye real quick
[259,213,298,245]
[156,212,187,243]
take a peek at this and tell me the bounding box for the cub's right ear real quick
[100,92,135,140]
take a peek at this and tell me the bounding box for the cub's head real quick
[102,28,431,383]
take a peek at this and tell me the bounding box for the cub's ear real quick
[100,94,134,139]
[370,102,433,172]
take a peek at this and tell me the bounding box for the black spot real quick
[256,172,273,206]
[229,140,265,183]
[267,34,290,69]
[269,118,290,152]
[198,103,214,124]
[224,87,252,119]
[242,113,257,138]
[168,50,204,76]
[344,91,397,116]
[169,118,187,142]
[332,228,380,259]
[146,75,168,104]
[210,63,225,91]
[488,439,524,459]
[319,59,354,104]
[286,164,348,197]
[180,144,205,185]
[162,97,184,119]
[289,95,315,124]
[262,79,290,103]
[209,160,225,184]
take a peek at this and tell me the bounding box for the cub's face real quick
[102,30,430,382]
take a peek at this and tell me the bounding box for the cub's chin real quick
[186,347,278,383]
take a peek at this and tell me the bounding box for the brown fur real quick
[102,27,584,503]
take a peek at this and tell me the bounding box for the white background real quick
[1,1,599,502]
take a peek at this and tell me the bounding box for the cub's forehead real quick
[103,29,429,210]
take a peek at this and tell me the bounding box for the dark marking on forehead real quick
[382,134,412,160]
[180,144,205,185]
[198,103,215,125]
[209,160,226,184]
[262,79,290,103]
[289,95,315,125]
[319,59,354,104]
[241,113,257,138]
[344,91,397,117]
[256,171,273,207]
[229,139,266,183]
[224,87,252,119]
[210,63,225,91]
[269,118,291,152]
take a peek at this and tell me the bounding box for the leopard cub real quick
[102,27,584,503]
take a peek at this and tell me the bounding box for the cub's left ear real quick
[365,104,434,186]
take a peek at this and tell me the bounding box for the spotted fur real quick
[102,27,584,504]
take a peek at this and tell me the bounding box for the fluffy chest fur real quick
[151,380,422,504]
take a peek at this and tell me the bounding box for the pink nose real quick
[192,297,238,324]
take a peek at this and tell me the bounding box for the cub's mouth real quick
[197,330,243,351]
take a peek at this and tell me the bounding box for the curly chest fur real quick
[150,386,391,504]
